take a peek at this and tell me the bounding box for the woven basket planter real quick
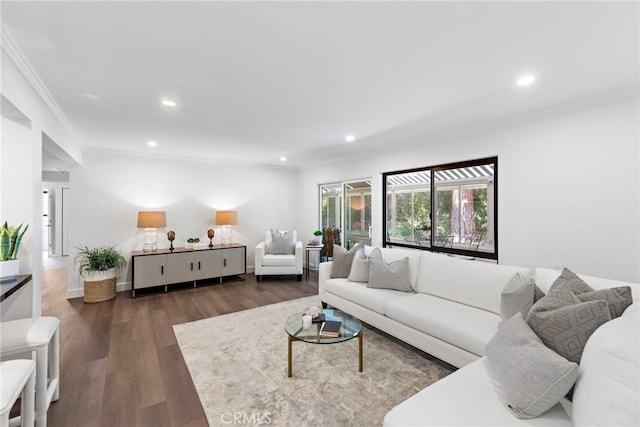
[83,268,117,303]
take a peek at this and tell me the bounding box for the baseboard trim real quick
[66,270,256,299]
[66,281,131,300]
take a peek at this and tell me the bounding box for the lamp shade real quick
[137,211,167,228]
[215,210,238,225]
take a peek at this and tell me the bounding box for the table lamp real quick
[137,211,167,251]
[216,210,237,245]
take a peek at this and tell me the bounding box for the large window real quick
[320,179,372,248]
[383,157,497,260]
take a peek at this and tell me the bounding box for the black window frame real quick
[382,156,498,261]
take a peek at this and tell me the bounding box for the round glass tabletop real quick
[284,308,362,344]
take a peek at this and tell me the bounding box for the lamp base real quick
[143,227,159,252]
[221,225,233,245]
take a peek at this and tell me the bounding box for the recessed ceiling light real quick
[147,141,157,147]
[516,74,536,87]
[280,157,287,162]
[345,135,355,142]
[161,99,177,107]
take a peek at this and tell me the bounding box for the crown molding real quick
[1,22,76,136]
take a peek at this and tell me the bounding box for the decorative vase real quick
[0,259,19,282]
[83,267,117,303]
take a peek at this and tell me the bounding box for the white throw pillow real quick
[348,247,381,283]
[348,258,370,282]
[500,272,544,320]
[572,303,639,426]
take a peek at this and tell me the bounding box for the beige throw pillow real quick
[549,268,594,294]
[330,243,364,278]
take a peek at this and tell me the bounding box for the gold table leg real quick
[288,336,293,377]
[358,332,363,372]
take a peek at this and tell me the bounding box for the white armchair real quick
[255,230,303,281]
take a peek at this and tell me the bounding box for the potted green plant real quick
[0,221,29,282]
[312,230,323,245]
[75,246,127,303]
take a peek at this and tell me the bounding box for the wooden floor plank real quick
[42,270,318,426]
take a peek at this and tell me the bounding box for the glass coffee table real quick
[284,308,362,377]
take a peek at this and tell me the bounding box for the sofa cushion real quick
[415,251,531,315]
[325,278,407,315]
[368,257,412,292]
[330,243,364,278]
[384,293,500,356]
[500,272,544,320]
[549,268,594,294]
[485,313,579,419]
[383,357,572,427]
[265,229,295,255]
[261,254,296,267]
[575,286,632,318]
[572,304,639,426]
[526,289,611,363]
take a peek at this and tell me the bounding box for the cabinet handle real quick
[224,258,227,267]
[190,262,194,271]
[161,265,164,275]
[198,261,201,270]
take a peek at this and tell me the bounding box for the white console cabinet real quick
[131,244,246,297]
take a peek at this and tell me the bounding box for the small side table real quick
[304,245,324,280]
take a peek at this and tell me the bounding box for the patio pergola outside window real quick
[320,179,373,249]
[383,157,498,261]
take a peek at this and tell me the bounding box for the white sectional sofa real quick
[318,246,639,426]
[319,246,531,368]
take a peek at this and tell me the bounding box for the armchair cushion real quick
[262,254,297,267]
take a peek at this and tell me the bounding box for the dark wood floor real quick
[41,269,318,427]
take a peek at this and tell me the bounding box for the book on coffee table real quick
[320,320,342,337]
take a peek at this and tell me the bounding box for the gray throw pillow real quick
[576,286,633,319]
[265,229,295,255]
[330,243,364,278]
[367,256,412,292]
[549,267,594,294]
[485,313,579,419]
[500,272,545,320]
[526,289,611,363]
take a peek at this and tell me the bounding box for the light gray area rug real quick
[174,296,453,427]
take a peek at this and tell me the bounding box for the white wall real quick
[1,48,81,316]
[66,149,300,297]
[1,117,37,316]
[298,94,640,283]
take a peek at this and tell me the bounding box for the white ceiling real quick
[2,1,638,169]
